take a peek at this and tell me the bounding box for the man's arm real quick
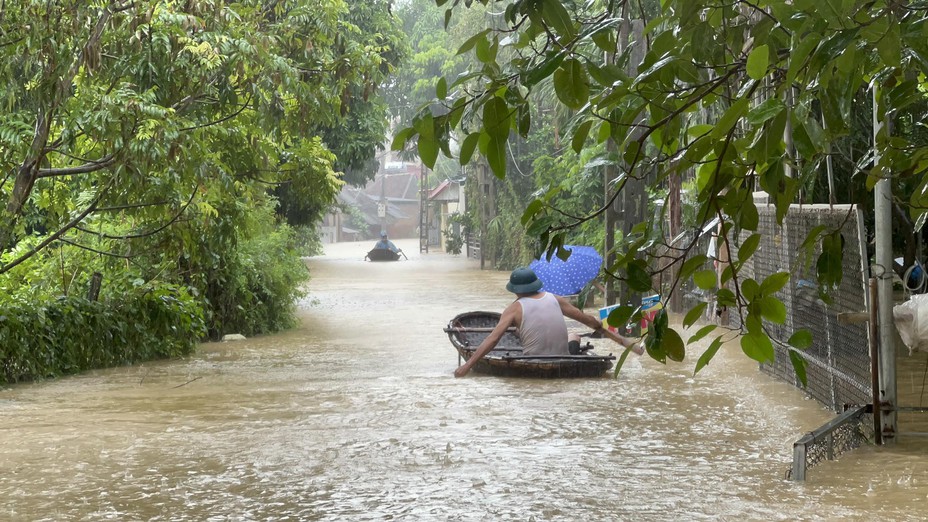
[554,295,644,355]
[454,302,519,377]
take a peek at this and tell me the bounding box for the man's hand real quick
[630,341,645,356]
[454,366,470,378]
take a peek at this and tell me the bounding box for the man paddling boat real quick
[454,267,644,377]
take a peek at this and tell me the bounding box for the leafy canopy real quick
[396,0,928,374]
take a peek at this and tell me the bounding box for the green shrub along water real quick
[0,195,311,385]
[196,222,309,340]
[0,284,205,385]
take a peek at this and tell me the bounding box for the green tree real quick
[0,1,403,337]
[397,0,928,374]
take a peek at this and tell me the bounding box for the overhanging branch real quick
[36,153,117,178]
[79,186,198,240]
[0,179,114,275]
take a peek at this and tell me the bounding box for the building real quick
[427,179,465,252]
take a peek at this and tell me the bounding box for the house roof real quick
[428,179,460,202]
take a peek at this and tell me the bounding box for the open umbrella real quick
[529,245,603,296]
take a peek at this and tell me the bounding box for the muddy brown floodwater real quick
[1,239,928,521]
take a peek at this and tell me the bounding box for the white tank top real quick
[517,292,569,355]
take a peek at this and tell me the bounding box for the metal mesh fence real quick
[724,203,877,480]
[731,203,872,412]
[789,405,875,481]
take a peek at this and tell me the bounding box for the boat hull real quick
[445,311,615,378]
[365,249,400,261]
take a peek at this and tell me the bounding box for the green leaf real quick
[523,51,566,87]
[415,114,437,168]
[713,98,749,139]
[739,199,759,231]
[553,58,590,110]
[694,269,717,290]
[786,35,819,87]
[746,98,785,126]
[485,133,507,179]
[436,77,448,100]
[816,231,844,288]
[688,323,717,344]
[679,255,709,281]
[526,214,557,236]
[788,329,813,349]
[738,233,761,263]
[457,29,491,55]
[720,265,733,286]
[418,134,438,169]
[760,271,791,295]
[390,127,414,151]
[716,288,736,307]
[521,200,544,226]
[572,120,593,153]
[789,349,808,387]
[517,102,531,137]
[540,0,576,40]
[613,348,632,379]
[759,296,787,324]
[749,110,787,164]
[915,212,928,235]
[663,327,686,362]
[694,336,725,375]
[459,132,480,165]
[741,278,760,301]
[746,44,769,80]
[740,332,775,363]
[483,96,511,138]
[876,21,901,65]
[607,305,635,329]
[623,140,641,165]
[475,35,498,64]
[683,302,708,328]
[449,97,467,129]
[627,260,652,292]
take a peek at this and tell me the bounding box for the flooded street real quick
[2,239,927,520]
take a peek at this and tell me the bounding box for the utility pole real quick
[873,86,896,443]
[420,162,429,253]
[378,170,387,235]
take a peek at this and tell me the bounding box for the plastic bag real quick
[893,294,928,355]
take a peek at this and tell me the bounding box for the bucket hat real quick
[506,267,543,294]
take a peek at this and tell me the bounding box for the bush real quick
[0,283,205,385]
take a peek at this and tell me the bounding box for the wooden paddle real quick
[398,249,408,260]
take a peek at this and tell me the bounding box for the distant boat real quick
[444,311,615,378]
[365,248,401,262]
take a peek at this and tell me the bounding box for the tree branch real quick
[0,179,114,275]
[56,237,136,259]
[179,93,253,132]
[36,153,118,178]
[78,186,197,240]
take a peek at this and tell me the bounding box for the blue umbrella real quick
[529,245,603,296]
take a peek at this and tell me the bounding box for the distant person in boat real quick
[454,267,645,377]
[373,231,400,253]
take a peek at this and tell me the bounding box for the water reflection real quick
[0,239,926,520]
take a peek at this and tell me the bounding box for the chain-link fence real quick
[731,203,871,410]
[789,405,874,481]
[726,203,876,479]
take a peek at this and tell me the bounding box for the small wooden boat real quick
[444,311,615,378]
[365,248,401,262]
